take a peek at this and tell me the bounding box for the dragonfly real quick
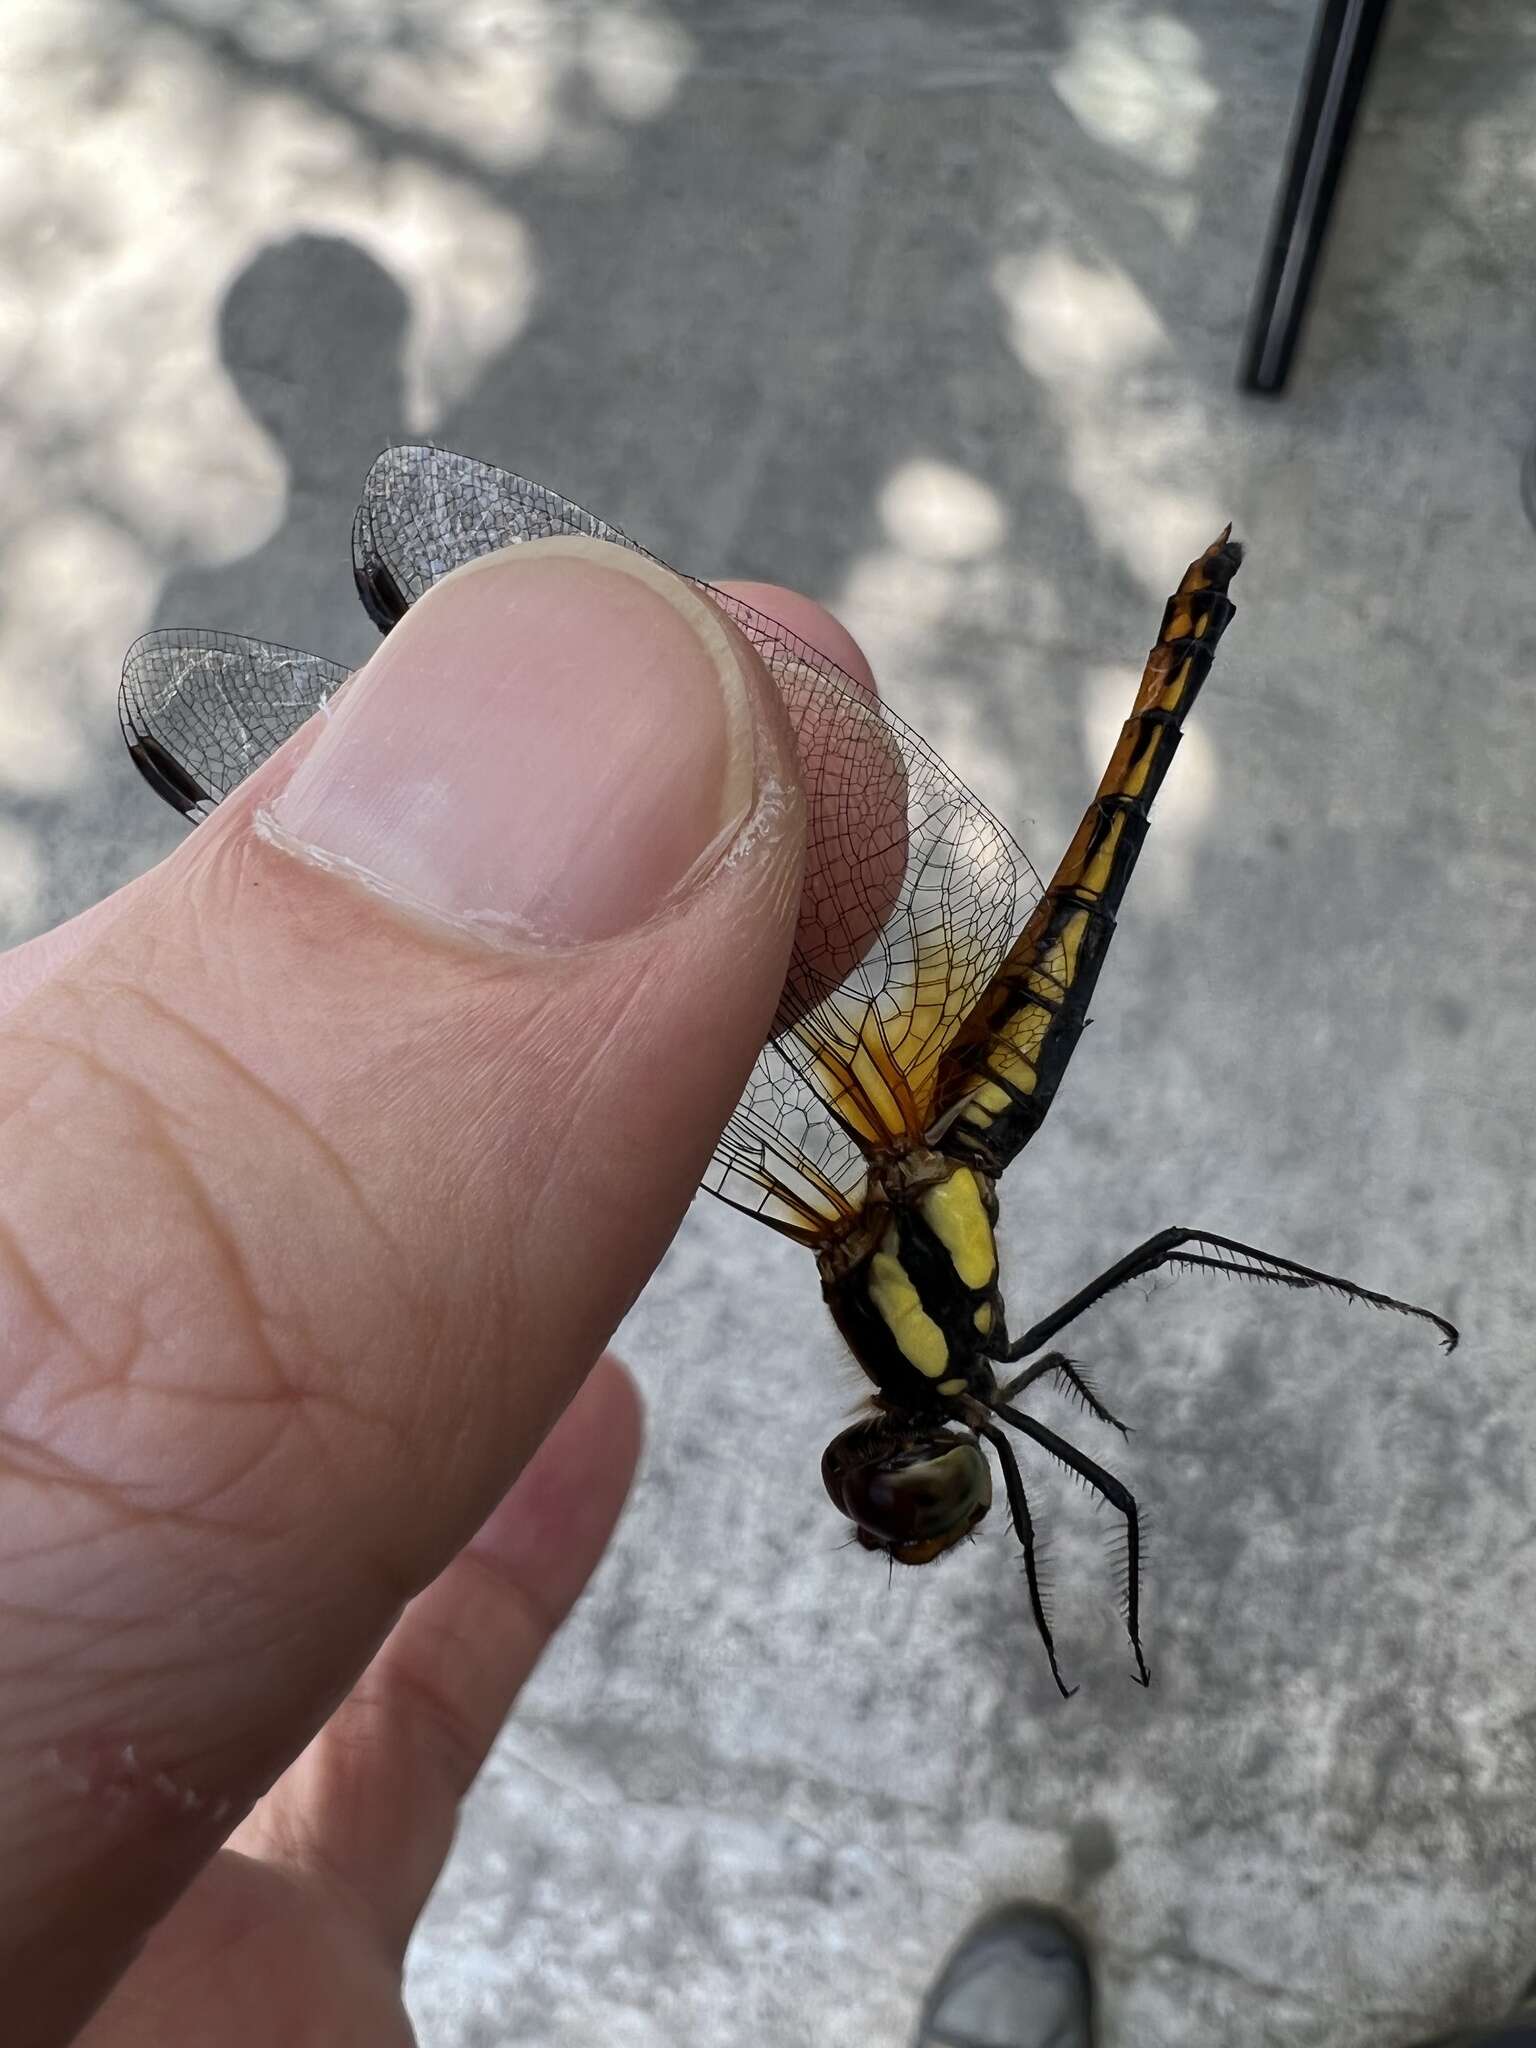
[121,444,1458,1694]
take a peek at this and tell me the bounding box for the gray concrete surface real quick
[3,2,1534,2043]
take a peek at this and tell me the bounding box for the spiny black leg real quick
[1003,1226,1459,1360]
[1000,1351,1131,1436]
[999,1349,1071,1400]
[989,1400,1149,1687]
[1001,1228,1187,1359]
[977,1421,1076,1699]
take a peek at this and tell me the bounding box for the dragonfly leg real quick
[1001,1226,1459,1362]
[989,1400,1149,1687]
[998,1352,1131,1436]
[975,1420,1076,1699]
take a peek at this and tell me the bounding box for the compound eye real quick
[822,1423,991,1565]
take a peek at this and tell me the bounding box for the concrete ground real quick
[3,2,1534,2043]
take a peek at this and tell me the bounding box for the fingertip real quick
[578,1352,646,1486]
[714,580,879,700]
[468,1352,643,1623]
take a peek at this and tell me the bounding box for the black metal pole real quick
[1240,0,1394,396]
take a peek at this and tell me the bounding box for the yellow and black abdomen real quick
[821,1165,1004,1405]
[936,530,1243,1176]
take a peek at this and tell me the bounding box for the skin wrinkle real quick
[159,900,561,1482]
[452,1529,569,1646]
[93,1407,304,1533]
[0,1482,202,1569]
[0,1208,85,1362]
[0,1059,427,1834]
[0,1032,96,1128]
[381,957,688,1439]
[3,996,427,1499]
[553,914,784,1210]
[0,1029,289,1403]
[22,1563,373,1713]
[0,1422,288,1550]
[11,1334,296,1533]
[16,1644,215,1717]
[477,980,686,1352]
[0,1417,171,1534]
[364,1621,506,1806]
[109,982,408,1329]
[44,918,407,1300]
[0,1529,318,1703]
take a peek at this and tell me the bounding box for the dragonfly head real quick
[822,1417,991,1565]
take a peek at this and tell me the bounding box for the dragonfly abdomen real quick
[936,530,1244,1176]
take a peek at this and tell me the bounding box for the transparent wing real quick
[352,447,1043,1238]
[708,651,1033,1236]
[353,443,630,629]
[121,447,1042,1243]
[120,630,350,819]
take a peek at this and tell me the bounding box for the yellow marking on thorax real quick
[868,1251,950,1379]
[937,1376,967,1396]
[920,1168,996,1291]
[974,1302,994,1334]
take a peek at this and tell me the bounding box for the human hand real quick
[0,536,872,2045]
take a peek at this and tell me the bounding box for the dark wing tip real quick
[125,734,210,816]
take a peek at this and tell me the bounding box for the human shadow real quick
[150,234,411,671]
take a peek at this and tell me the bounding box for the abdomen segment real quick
[935,530,1243,1174]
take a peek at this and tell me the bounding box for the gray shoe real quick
[914,1903,1093,2048]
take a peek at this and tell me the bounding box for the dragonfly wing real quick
[353,444,635,628]
[707,686,1034,1240]
[771,655,1034,1150]
[347,445,1043,1234]
[703,1041,870,1241]
[120,629,351,819]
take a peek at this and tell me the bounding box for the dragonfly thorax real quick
[819,1159,1005,1409]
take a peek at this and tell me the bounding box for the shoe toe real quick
[916,1904,1093,2048]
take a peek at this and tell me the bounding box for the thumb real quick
[0,538,805,2038]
